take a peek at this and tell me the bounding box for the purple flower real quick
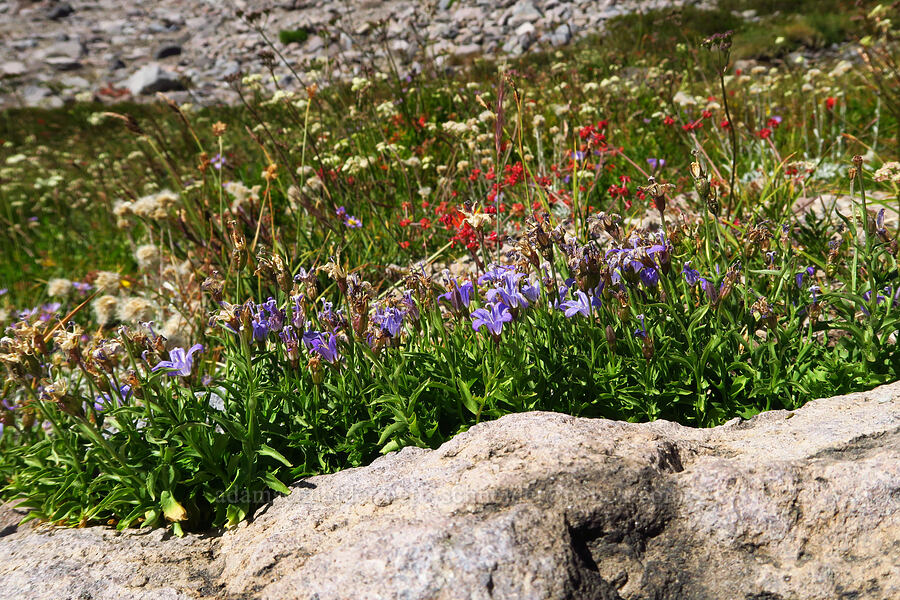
[561,290,592,318]
[336,206,362,228]
[280,325,301,362]
[477,264,516,286]
[401,290,420,321]
[876,209,887,238]
[290,294,305,329]
[647,158,666,171]
[522,279,541,304]
[699,277,719,304]
[439,279,474,313]
[486,271,530,309]
[73,281,92,295]
[682,262,701,286]
[306,331,340,363]
[634,314,648,339]
[93,384,132,412]
[795,266,816,289]
[260,297,285,333]
[639,265,660,287]
[153,344,204,377]
[471,302,513,336]
[809,285,821,304]
[318,301,345,331]
[211,153,225,170]
[372,306,405,337]
[251,314,270,342]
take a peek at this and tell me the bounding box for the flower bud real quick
[605,325,617,353]
[308,355,324,385]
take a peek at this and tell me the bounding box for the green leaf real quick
[258,444,292,467]
[159,490,187,523]
[377,421,408,447]
[260,470,291,495]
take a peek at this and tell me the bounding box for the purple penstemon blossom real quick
[861,287,891,316]
[400,289,420,321]
[699,277,720,305]
[260,297,285,333]
[795,266,816,289]
[560,290,593,318]
[646,235,671,271]
[522,278,541,304]
[471,302,513,336]
[640,266,660,287]
[279,325,301,362]
[251,312,270,342]
[439,278,474,314]
[477,264,516,286]
[875,208,887,239]
[211,153,225,170]
[486,270,530,309]
[305,331,340,363]
[318,300,345,331]
[372,306,406,337]
[290,294,305,329]
[634,314,648,339]
[809,285,821,304]
[647,157,666,171]
[153,344,204,377]
[93,384,132,412]
[682,262,702,286]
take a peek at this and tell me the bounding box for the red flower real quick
[720,119,731,129]
[399,218,411,227]
[702,110,713,119]
[663,116,675,126]
[757,128,772,139]
[825,97,836,111]
[399,241,410,249]
[419,217,431,229]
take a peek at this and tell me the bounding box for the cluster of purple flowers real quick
[17,303,62,323]
[469,266,542,337]
[606,234,670,290]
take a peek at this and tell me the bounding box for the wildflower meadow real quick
[1,0,899,535]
